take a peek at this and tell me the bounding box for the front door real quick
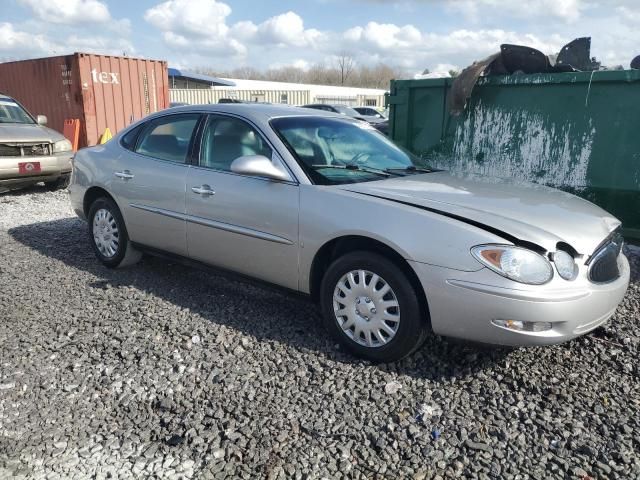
[111,113,200,256]
[185,114,300,290]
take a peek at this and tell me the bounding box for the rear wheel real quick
[320,251,428,362]
[87,197,141,268]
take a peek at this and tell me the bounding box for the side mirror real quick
[230,155,291,182]
[36,115,47,125]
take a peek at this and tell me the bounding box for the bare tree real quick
[195,61,408,89]
[231,66,264,80]
[336,52,355,85]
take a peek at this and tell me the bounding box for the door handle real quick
[114,170,134,180]
[191,185,215,196]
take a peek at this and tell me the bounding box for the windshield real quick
[333,105,361,116]
[0,98,35,124]
[271,116,431,185]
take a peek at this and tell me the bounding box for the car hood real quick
[339,171,620,255]
[0,123,66,143]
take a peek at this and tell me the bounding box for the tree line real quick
[196,54,408,89]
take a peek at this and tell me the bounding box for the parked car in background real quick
[354,106,387,120]
[302,104,371,121]
[70,104,629,362]
[0,94,73,193]
[372,119,389,136]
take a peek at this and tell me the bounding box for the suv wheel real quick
[88,197,141,268]
[320,251,428,362]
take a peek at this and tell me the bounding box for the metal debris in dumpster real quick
[388,69,640,241]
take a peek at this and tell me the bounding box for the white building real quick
[168,70,387,108]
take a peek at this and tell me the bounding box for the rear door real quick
[110,113,201,256]
[185,114,300,290]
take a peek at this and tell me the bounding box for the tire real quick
[87,197,142,268]
[44,174,70,191]
[320,251,429,362]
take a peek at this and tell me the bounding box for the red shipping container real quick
[0,52,169,148]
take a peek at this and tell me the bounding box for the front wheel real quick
[88,197,141,268]
[320,251,429,362]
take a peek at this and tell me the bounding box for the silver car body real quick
[69,104,630,346]
[0,94,73,192]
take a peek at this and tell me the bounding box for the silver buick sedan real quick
[69,104,630,362]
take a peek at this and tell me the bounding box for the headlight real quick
[53,139,72,153]
[553,250,578,281]
[471,245,553,285]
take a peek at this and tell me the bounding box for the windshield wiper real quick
[311,164,391,177]
[384,165,433,174]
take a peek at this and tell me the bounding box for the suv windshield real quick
[0,98,35,124]
[272,116,431,185]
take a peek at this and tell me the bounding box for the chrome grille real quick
[0,144,21,156]
[588,233,624,283]
[0,142,51,157]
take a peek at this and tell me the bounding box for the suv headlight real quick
[53,139,72,153]
[471,245,553,285]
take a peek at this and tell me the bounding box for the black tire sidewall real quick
[320,251,427,362]
[87,197,129,268]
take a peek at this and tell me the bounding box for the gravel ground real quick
[1,186,639,480]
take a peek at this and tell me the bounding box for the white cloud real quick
[5,0,640,74]
[0,22,134,62]
[144,2,327,58]
[344,22,422,50]
[252,11,324,47]
[17,0,111,24]
[229,21,258,41]
[144,0,231,38]
[65,35,136,57]
[144,0,248,57]
[341,23,568,70]
[0,22,55,58]
[456,0,584,23]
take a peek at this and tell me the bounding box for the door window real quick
[200,116,273,172]
[135,114,199,163]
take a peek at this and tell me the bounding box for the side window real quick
[200,116,272,172]
[121,124,143,151]
[135,114,199,163]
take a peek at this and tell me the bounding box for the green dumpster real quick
[388,70,640,241]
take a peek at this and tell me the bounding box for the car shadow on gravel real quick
[0,183,53,197]
[10,218,519,380]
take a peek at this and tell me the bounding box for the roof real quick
[168,68,235,87]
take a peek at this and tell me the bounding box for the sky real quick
[1,0,639,75]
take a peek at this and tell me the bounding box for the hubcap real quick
[92,208,119,258]
[333,269,400,348]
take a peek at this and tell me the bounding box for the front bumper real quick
[409,254,630,346]
[0,152,73,188]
